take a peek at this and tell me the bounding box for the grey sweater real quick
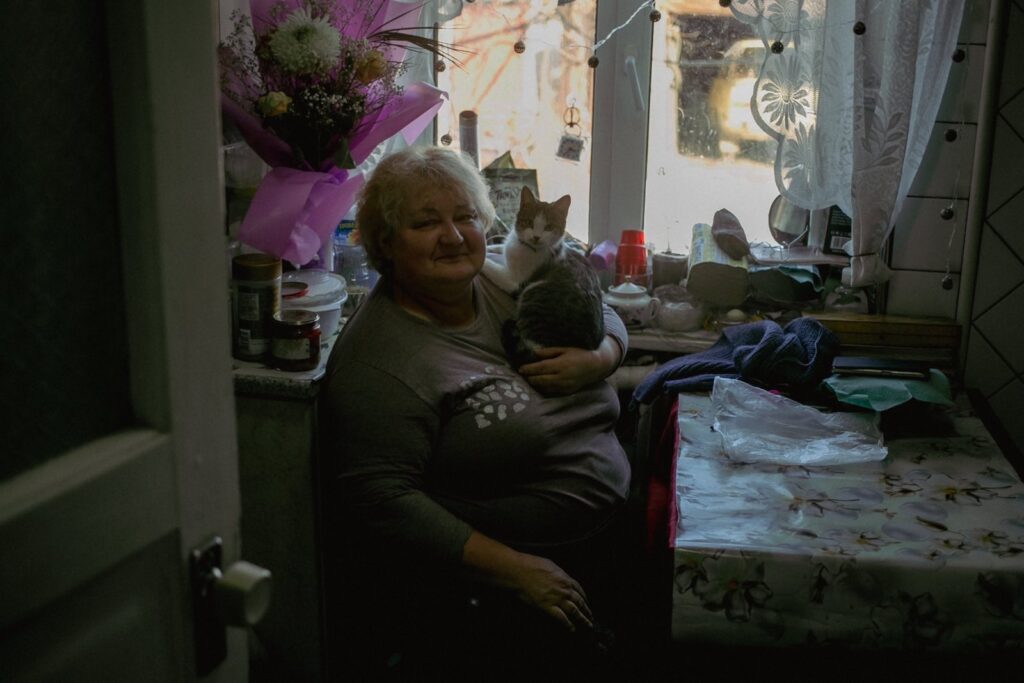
[322,274,630,567]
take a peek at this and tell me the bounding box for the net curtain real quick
[728,0,965,287]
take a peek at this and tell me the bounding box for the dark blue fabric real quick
[631,318,839,404]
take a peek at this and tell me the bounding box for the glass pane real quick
[436,0,597,242]
[0,1,133,481]
[644,4,778,256]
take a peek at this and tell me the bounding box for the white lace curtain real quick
[729,0,965,287]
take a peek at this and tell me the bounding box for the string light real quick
[937,45,970,292]
[468,0,658,64]
[591,1,655,52]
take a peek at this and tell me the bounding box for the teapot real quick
[604,280,661,327]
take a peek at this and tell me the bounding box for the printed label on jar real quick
[238,329,269,356]
[236,290,262,321]
[272,337,311,361]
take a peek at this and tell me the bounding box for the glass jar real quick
[270,309,321,372]
[232,254,282,361]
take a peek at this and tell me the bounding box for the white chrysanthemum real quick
[268,8,341,75]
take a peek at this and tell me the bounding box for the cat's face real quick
[514,187,571,249]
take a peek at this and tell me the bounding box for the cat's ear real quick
[520,186,536,207]
[552,194,571,214]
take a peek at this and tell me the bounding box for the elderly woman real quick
[322,146,631,675]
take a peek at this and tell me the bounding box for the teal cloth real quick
[823,369,953,411]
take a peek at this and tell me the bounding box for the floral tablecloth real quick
[672,393,1024,650]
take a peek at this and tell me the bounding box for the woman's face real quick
[385,184,486,292]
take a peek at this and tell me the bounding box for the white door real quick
[0,2,248,680]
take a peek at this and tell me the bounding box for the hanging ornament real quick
[588,55,599,69]
[514,39,526,54]
[440,133,453,146]
[952,48,966,63]
[771,41,784,54]
[941,275,954,290]
[649,9,661,22]
[853,21,866,35]
[945,128,958,142]
[940,206,955,220]
[556,101,585,162]
[435,59,446,73]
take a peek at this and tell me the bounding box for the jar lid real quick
[233,254,282,280]
[273,309,319,326]
[281,270,347,308]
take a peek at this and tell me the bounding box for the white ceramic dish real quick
[656,301,705,332]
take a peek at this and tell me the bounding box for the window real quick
[435,1,598,240]
[432,0,778,257]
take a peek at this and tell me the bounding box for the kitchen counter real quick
[231,326,346,682]
[232,324,343,399]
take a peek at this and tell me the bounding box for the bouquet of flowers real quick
[219,0,453,265]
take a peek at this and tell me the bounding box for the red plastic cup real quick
[620,229,645,245]
[615,244,649,285]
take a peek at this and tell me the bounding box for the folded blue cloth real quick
[632,318,839,404]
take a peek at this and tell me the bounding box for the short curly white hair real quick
[355,146,496,277]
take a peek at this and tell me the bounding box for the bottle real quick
[333,209,378,314]
[232,254,282,361]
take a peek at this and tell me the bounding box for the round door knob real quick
[213,561,272,627]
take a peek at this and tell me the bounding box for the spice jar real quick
[232,254,282,361]
[270,309,321,372]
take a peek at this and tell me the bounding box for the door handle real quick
[624,56,646,113]
[191,536,273,676]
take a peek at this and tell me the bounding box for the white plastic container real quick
[281,270,347,337]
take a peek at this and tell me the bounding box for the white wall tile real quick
[891,198,967,271]
[971,223,1024,315]
[987,184,1024,258]
[999,2,1024,106]
[886,270,959,318]
[908,123,976,198]
[960,0,992,44]
[988,378,1024,456]
[974,285,1024,372]
[964,326,1016,396]
[937,45,985,123]
[1001,89,1024,138]
[985,117,1024,209]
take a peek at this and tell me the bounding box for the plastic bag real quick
[711,377,887,466]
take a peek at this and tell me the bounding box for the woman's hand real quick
[507,553,594,632]
[518,336,623,395]
[461,531,593,632]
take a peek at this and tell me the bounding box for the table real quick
[671,392,1024,651]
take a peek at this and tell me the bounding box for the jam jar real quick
[270,309,321,371]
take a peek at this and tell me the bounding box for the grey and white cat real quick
[482,187,605,369]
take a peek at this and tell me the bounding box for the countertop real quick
[232,324,343,400]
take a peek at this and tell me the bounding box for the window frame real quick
[589,1,656,247]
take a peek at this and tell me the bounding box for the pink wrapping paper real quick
[239,167,364,266]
